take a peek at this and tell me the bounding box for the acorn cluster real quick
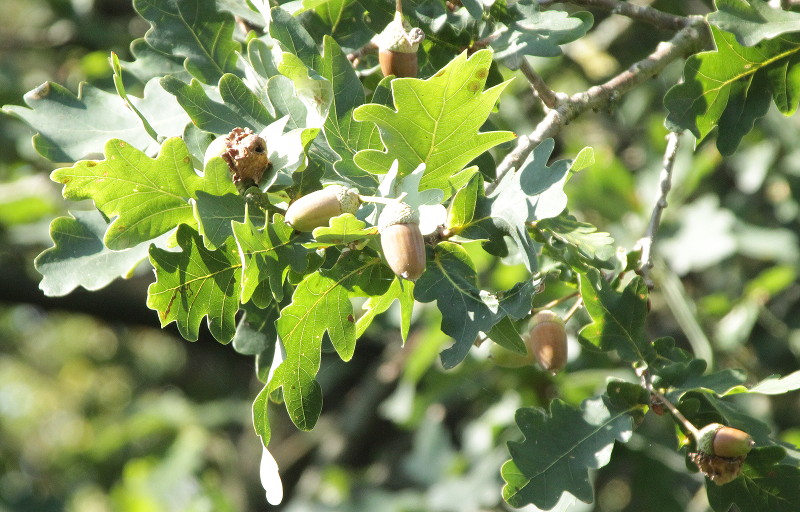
[284,187,427,282]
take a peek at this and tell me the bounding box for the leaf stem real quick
[639,368,701,440]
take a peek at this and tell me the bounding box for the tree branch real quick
[490,18,708,192]
[636,130,681,288]
[519,59,561,109]
[540,0,690,31]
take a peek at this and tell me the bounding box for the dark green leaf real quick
[147,224,241,343]
[536,212,616,269]
[356,277,415,343]
[414,242,537,368]
[578,268,656,363]
[134,0,241,84]
[487,316,526,355]
[502,393,635,508]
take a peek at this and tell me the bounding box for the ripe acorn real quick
[285,185,360,232]
[697,423,754,458]
[376,11,425,78]
[379,201,426,281]
[528,310,568,374]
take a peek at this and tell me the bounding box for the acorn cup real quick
[528,310,568,374]
[378,201,426,281]
[284,185,360,232]
[690,423,754,485]
[375,11,425,78]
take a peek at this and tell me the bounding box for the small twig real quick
[563,297,583,322]
[533,292,580,313]
[639,368,701,440]
[490,18,708,193]
[636,131,681,288]
[519,59,561,109]
[347,42,378,65]
[540,0,689,31]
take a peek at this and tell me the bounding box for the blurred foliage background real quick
[1,0,799,511]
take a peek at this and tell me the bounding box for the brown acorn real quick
[379,201,426,281]
[528,310,568,374]
[375,11,424,78]
[285,185,360,232]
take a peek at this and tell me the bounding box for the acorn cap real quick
[376,11,425,53]
[378,201,419,230]
[333,185,361,214]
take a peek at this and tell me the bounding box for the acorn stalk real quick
[285,185,360,232]
[379,201,426,281]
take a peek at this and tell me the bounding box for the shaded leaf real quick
[51,137,202,250]
[353,50,515,192]
[35,210,157,296]
[578,268,656,363]
[536,212,616,269]
[134,0,241,84]
[232,301,280,357]
[502,393,635,508]
[356,277,415,343]
[147,224,241,343]
[414,242,538,368]
[709,0,800,46]
[3,82,159,162]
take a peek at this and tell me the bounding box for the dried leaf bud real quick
[698,423,754,458]
[379,201,426,281]
[376,12,424,78]
[528,310,567,374]
[285,185,360,232]
[217,127,270,187]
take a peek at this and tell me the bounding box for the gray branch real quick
[539,0,689,31]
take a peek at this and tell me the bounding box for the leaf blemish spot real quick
[475,68,488,79]
[468,81,480,93]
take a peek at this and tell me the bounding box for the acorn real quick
[285,185,360,232]
[376,11,425,78]
[697,423,754,458]
[528,310,568,374]
[379,201,426,281]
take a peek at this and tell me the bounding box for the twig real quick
[533,292,580,313]
[539,0,689,31]
[636,131,681,288]
[639,368,701,440]
[519,59,561,109]
[563,297,583,322]
[490,18,708,193]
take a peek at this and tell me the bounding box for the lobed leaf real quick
[709,0,800,47]
[353,50,515,192]
[502,392,636,509]
[147,224,241,343]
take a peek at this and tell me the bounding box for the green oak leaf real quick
[447,172,482,231]
[356,277,415,343]
[709,0,800,47]
[232,213,308,306]
[51,137,203,250]
[706,446,800,512]
[748,370,800,394]
[147,224,241,343]
[458,139,575,271]
[501,393,635,509]
[3,82,161,162]
[487,316,527,355]
[241,38,279,115]
[161,74,274,134]
[35,210,159,296]
[304,214,379,248]
[134,0,241,84]
[319,36,382,188]
[353,50,515,192]
[270,7,321,70]
[578,268,656,363]
[414,242,538,368]
[536,212,616,269]
[232,301,280,357]
[491,2,593,69]
[664,26,800,155]
[122,38,190,84]
[274,250,394,429]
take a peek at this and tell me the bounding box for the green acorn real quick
[378,201,426,281]
[697,423,754,458]
[528,310,568,374]
[285,185,360,232]
[376,11,425,78]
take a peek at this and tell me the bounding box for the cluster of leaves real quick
[5,0,800,510]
